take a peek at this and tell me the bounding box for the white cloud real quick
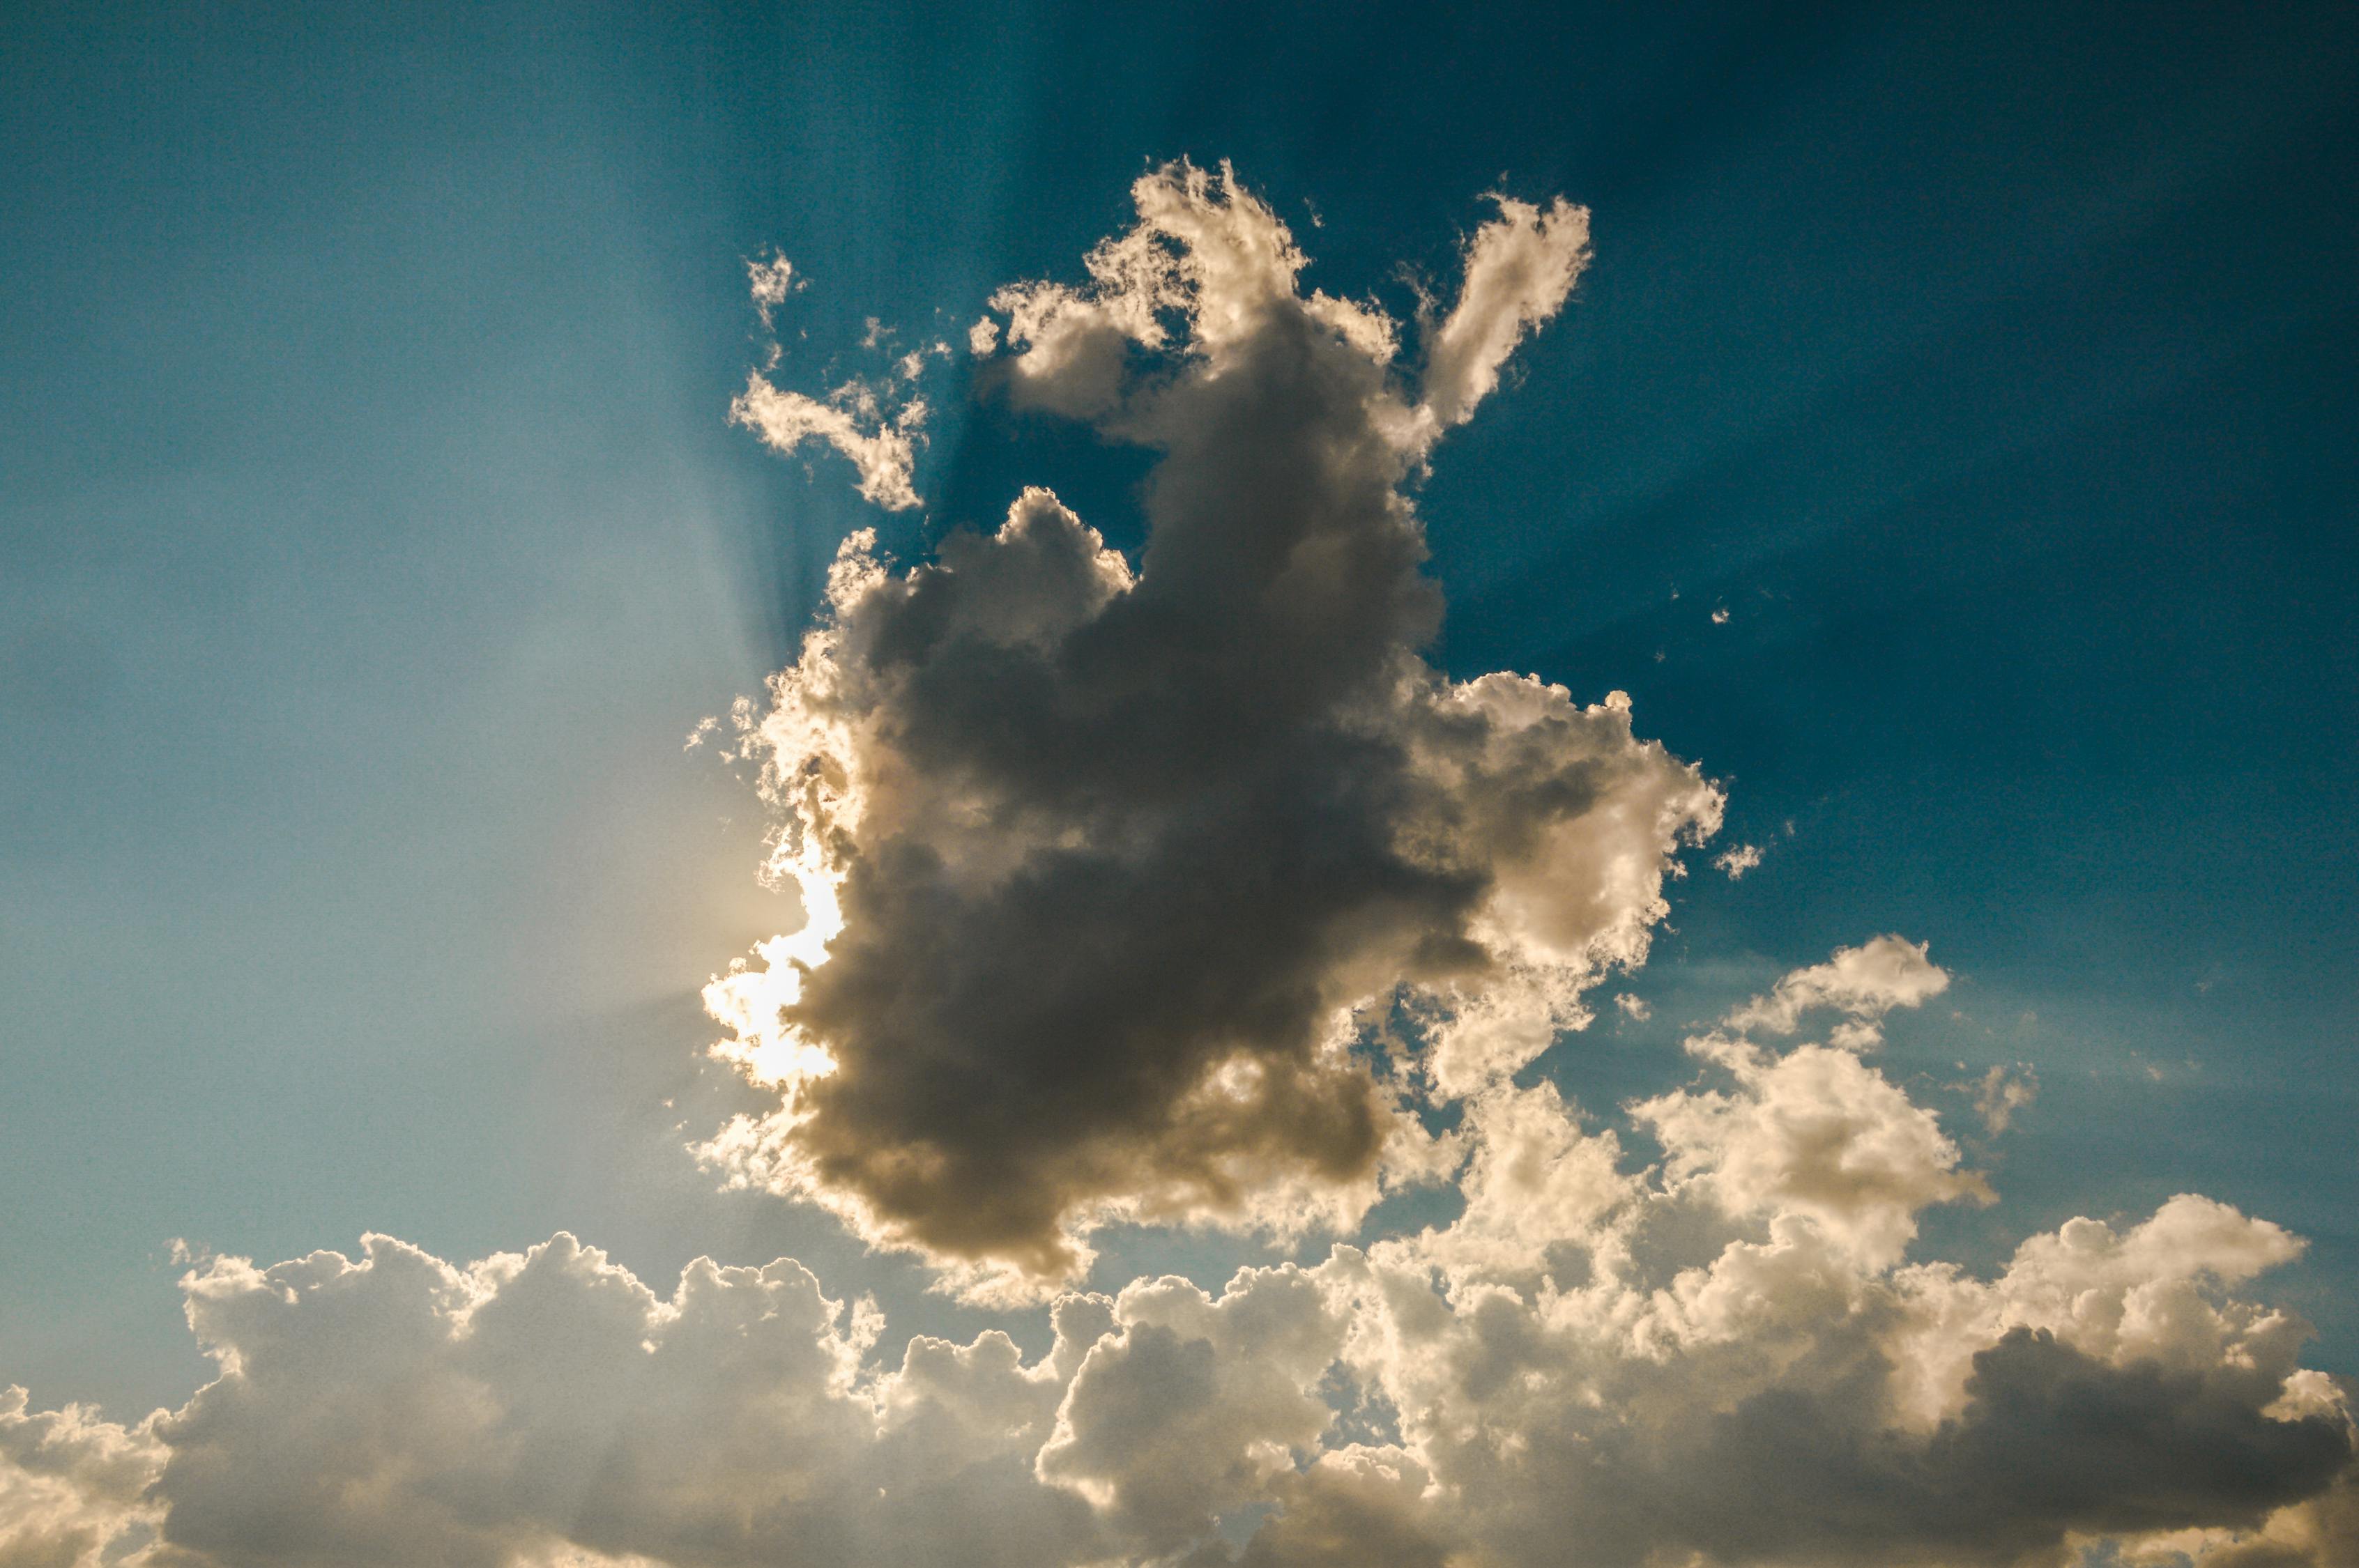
[1037,1266,1343,1553]
[14,1017,2350,1567]
[1417,193,1591,431]
[1636,1030,1992,1269]
[1714,841,1762,878]
[728,375,926,512]
[0,1385,162,1568]
[140,1233,1100,1568]
[746,252,797,330]
[1724,932,1950,1047]
[1969,1062,2038,1135]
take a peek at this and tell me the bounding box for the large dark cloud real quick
[708,162,1719,1288]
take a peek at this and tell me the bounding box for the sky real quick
[3,3,2356,1565]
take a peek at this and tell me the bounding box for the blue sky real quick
[3,6,2356,1563]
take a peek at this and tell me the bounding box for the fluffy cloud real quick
[15,164,2350,1568]
[1314,1009,2350,1567]
[1634,948,1987,1269]
[728,375,926,512]
[133,1233,1101,1568]
[703,160,1719,1291]
[0,1386,162,1568]
[17,948,2349,1568]
[1038,1266,1344,1553]
[1724,932,1952,1047]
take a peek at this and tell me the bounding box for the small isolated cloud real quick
[746,252,799,330]
[1970,1062,2039,1135]
[1724,932,1950,1049]
[1711,605,1730,624]
[729,262,932,511]
[1614,992,1651,1022]
[728,376,926,512]
[1714,842,1762,879]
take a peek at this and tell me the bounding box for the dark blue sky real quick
[5,0,2354,1416]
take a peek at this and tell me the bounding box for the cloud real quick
[1313,1021,2350,1568]
[1417,193,1591,431]
[1714,841,1762,878]
[705,160,1719,1291]
[1037,1266,1344,1554]
[138,1233,1101,1568]
[0,1385,162,1568]
[1635,1031,1994,1269]
[1970,1062,2038,1135]
[728,375,926,512]
[745,252,797,330]
[1724,932,1950,1047]
[20,951,2347,1567]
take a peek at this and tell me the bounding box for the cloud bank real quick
[10,164,2351,1568]
[12,950,2353,1567]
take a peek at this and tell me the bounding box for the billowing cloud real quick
[703,160,1719,1291]
[137,1233,1101,1568]
[0,1385,162,1567]
[13,164,2349,1568]
[14,952,2349,1567]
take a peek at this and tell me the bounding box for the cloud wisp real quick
[10,163,2352,1568]
[703,160,1718,1293]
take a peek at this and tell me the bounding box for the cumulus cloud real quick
[135,1233,1101,1568]
[706,160,1719,1291]
[17,948,2348,1567]
[15,164,2348,1568]
[1725,932,1951,1048]
[0,1385,162,1567]
[745,252,797,330]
